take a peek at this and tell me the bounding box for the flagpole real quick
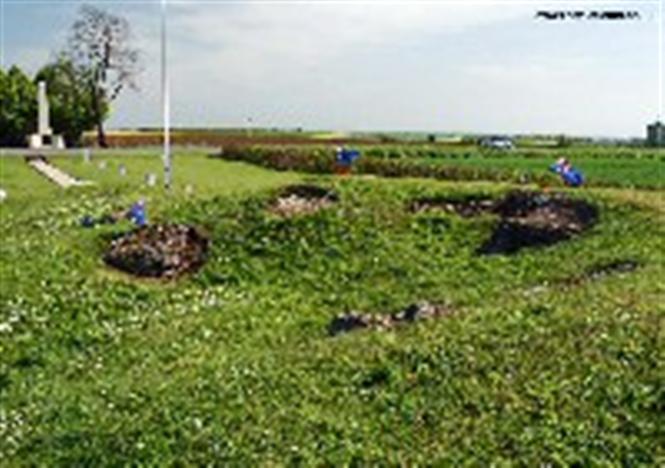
[659,0,663,121]
[161,0,172,189]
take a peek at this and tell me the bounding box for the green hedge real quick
[214,145,559,186]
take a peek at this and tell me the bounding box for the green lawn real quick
[1,152,663,464]
[55,150,302,198]
[0,157,61,203]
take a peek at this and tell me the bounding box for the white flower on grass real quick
[0,323,12,333]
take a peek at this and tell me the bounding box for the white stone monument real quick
[28,81,65,150]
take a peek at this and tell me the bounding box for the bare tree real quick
[67,5,140,147]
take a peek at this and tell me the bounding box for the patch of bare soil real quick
[269,184,339,217]
[479,191,598,254]
[411,191,598,254]
[586,259,640,278]
[104,224,209,279]
[329,301,453,336]
[565,259,641,285]
[525,259,641,296]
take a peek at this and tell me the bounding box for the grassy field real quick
[55,150,301,197]
[1,150,663,464]
[421,155,665,189]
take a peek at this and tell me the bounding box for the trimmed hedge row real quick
[214,145,560,186]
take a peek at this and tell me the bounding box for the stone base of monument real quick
[28,134,66,150]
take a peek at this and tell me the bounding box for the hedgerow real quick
[214,145,561,186]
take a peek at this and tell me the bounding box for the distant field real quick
[421,155,665,189]
[79,128,661,151]
[80,130,376,147]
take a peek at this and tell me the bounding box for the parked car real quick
[479,136,514,150]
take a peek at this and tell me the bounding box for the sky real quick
[0,0,663,138]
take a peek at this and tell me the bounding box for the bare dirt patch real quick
[412,191,598,254]
[104,224,209,279]
[525,259,641,296]
[564,259,641,285]
[329,301,453,336]
[586,259,640,278]
[479,191,598,254]
[269,184,339,217]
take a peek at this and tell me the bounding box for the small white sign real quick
[145,173,157,187]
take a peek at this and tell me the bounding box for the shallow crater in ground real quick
[269,184,339,217]
[411,190,598,254]
[104,224,209,279]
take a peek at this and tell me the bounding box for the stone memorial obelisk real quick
[29,81,65,149]
[38,81,52,137]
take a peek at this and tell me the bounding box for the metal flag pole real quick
[659,0,663,121]
[161,0,172,189]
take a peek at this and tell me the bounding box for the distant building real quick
[646,121,665,147]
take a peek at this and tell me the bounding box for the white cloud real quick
[120,2,529,127]
[100,1,659,136]
[168,2,528,78]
